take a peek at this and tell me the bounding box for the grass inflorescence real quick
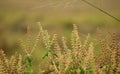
[0,23,120,74]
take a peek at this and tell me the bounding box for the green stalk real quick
[22,56,33,74]
[82,0,120,22]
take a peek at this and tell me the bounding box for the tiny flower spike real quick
[0,49,9,74]
[71,24,80,51]
[62,37,69,52]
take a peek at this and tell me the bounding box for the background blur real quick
[0,0,120,57]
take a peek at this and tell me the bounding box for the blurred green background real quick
[0,0,120,64]
[0,0,120,54]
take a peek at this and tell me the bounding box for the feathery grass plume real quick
[40,34,59,73]
[9,52,19,74]
[9,53,23,74]
[71,24,80,50]
[19,23,42,74]
[117,41,120,73]
[62,37,68,51]
[80,34,90,62]
[0,49,9,74]
[98,41,111,73]
[52,34,61,56]
[61,37,72,72]
[109,32,120,73]
[83,33,90,47]
[19,39,27,55]
[68,24,80,73]
[38,22,52,50]
[83,42,96,74]
[62,36,71,56]
[19,25,31,56]
[38,22,50,52]
[17,54,23,74]
[39,23,55,59]
[20,23,41,56]
[96,29,111,73]
[71,24,81,64]
[49,34,62,74]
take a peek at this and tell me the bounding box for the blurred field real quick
[0,0,120,72]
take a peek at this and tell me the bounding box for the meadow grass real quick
[0,23,120,74]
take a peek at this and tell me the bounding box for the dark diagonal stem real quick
[82,0,120,22]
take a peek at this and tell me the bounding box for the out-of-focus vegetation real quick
[0,24,120,74]
[0,0,120,73]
